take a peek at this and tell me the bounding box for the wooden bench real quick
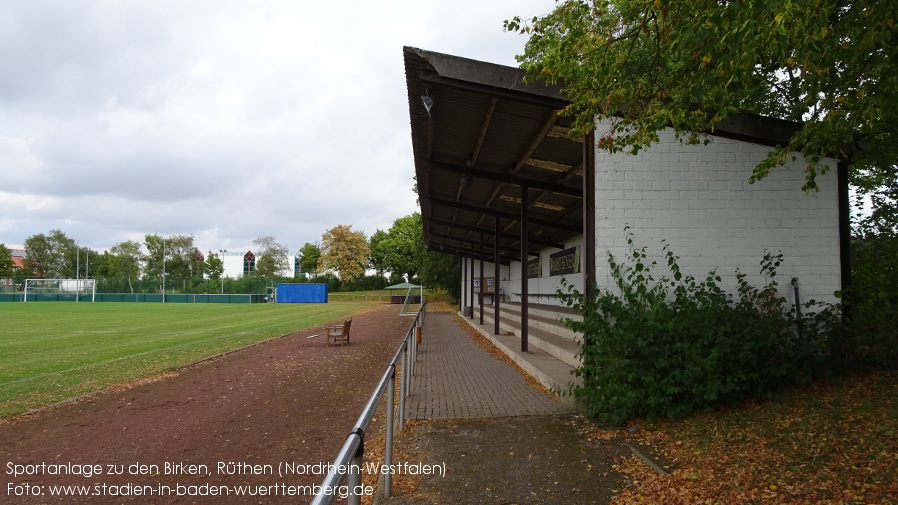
[326,319,352,346]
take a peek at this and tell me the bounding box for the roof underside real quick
[404,46,584,265]
[403,47,811,266]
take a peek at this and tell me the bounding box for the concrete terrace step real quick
[469,302,583,368]
[480,312,582,369]
[482,302,583,343]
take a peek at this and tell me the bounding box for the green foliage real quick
[377,213,425,281]
[143,234,198,283]
[24,229,76,277]
[418,250,461,300]
[561,232,840,425]
[368,229,390,277]
[321,272,388,293]
[204,251,224,280]
[0,244,14,278]
[298,242,321,276]
[839,192,898,367]
[252,235,290,278]
[507,0,898,192]
[103,240,143,282]
[840,237,898,367]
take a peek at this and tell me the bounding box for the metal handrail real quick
[311,302,425,505]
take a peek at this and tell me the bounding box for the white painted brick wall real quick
[461,260,513,309]
[594,120,842,305]
[504,239,586,307]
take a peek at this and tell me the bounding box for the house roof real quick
[9,249,26,270]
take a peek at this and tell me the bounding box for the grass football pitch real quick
[0,302,372,418]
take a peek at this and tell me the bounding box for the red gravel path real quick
[1,304,409,504]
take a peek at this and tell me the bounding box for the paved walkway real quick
[381,313,624,505]
[404,312,570,419]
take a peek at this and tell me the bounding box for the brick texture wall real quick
[593,121,842,305]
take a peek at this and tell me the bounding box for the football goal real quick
[24,278,97,302]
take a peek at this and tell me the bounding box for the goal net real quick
[24,279,96,302]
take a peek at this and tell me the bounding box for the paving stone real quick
[404,313,570,420]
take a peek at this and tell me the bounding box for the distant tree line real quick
[2,212,461,298]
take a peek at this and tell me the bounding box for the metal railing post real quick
[384,364,396,498]
[400,341,408,430]
[409,332,415,377]
[410,318,418,377]
[347,447,363,505]
[312,303,425,504]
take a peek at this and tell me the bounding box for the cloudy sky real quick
[0,0,553,255]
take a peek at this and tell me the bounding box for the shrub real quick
[838,232,898,368]
[560,232,840,425]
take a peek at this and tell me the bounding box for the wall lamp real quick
[421,95,435,115]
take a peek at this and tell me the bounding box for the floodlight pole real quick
[76,242,80,303]
[220,249,226,294]
[162,239,166,304]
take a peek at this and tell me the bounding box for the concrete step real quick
[479,302,583,343]
[468,302,584,369]
[480,313,581,369]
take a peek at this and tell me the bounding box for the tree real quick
[419,250,461,299]
[106,240,143,281]
[318,225,370,283]
[379,213,425,281]
[77,246,99,279]
[298,242,321,277]
[205,251,224,280]
[252,236,290,279]
[143,234,196,284]
[506,0,898,191]
[368,229,389,278]
[23,229,76,278]
[0,244,14,279]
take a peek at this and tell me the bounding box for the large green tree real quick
[368,229,389,278]
[506,0,898,191]
[144,234,197,284]
[318,225,370,283]
[252,235,290,279]
[379,213,425,282]
[419,250,461,299]
[104,240,143,282]
[0,244,15,279]
[298,242,321,277]
[23,229,76,278]
[204,251,224,280]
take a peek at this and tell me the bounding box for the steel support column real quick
[462,256,467,313]
[583,131,596,301]
[479,233,484,325]
[469,247,475,319]
[494,217,501,335]
[520,183,529,352]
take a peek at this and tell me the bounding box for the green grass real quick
[0,302,373,418]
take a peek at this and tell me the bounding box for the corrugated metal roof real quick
[403,46,815,265]
[404,46,584,264]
